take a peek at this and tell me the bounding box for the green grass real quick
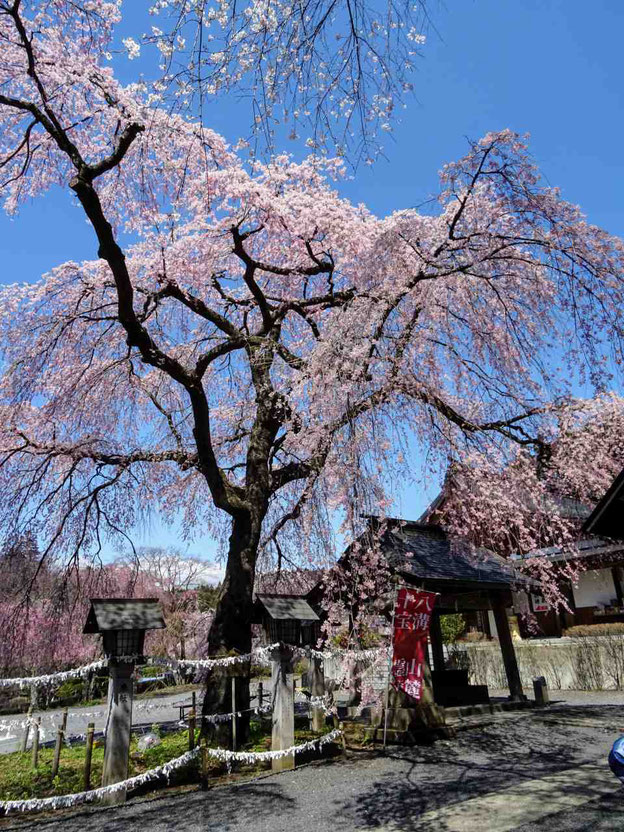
[0,732,196,802]
[0,723,333,802]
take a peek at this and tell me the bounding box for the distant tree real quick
[197,583,222,613]
[120,547,209,596]
[0,532,42,598]
[117,548,214,659]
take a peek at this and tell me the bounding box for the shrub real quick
[572,639,604,690]
[563,623,624,637]
[462,630,488,643]
[440,614,466,644]
[137,665,163,679]
[54,678,83,703]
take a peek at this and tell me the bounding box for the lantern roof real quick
[255,593,320,621]
[83,598,165,634]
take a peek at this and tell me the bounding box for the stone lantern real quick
[83,598,165,798]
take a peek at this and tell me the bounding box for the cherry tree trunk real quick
[202,513,258,744]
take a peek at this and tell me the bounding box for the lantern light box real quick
[254,594,320,646]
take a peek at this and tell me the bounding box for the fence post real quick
[310,655,326,733]
[51,707,69,778]
[258,681,263,707]
[31,717,40,769]
[51,724,64,778]
[21,706,32,752]
[271,645,295,773]
[188,708,196,751]
[338,721,347,755]
[231,677,237,752]
[200,738,209,791]
[84,722,95,791]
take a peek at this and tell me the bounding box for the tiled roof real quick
[380,523,532,587]
[421,486,591,526]
[256,594,320,621]
[584,467,624,540]
[83,598,165,633]
[512,536,624,564]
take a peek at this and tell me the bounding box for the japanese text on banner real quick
[391,588,437,702]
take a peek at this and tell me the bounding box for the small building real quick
[511,537,624,635]
[308,518,537,704]
[422,477,624,638]
[372,519,537,702]
[508,470,624,636]
[513,467,624,635]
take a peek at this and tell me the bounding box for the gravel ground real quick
[3,701,624,832]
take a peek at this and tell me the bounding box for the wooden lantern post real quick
[271,644,295,773]
[83,598,165,803]
[254,594,322,772]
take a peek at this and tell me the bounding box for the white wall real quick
[572,568,617,608]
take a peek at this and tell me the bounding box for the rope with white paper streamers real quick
[0,646,274,691]
[203,727,342,765]
[193,702,275,725]
[0,696,275,738]
[0,746,200,815]
[0,643,385,691]
[0,659,108,690]
[0,697,331,745]
[308,647,387,663]
[0,729,342,816]
[170,642,285,670]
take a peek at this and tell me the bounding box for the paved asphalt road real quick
[0,690,197,755]
[0,681,294,755]
[3,697,624,832]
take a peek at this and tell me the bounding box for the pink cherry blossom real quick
[0,5,623,712]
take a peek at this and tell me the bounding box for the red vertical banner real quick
[391,587,437,702]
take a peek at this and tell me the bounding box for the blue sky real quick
[1,0,622,564]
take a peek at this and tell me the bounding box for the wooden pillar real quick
[429,612,446,673]
[310,655,325,733]
[612,567,624,605]
[491,595,525,702]
[481,609,492,639]
[271,646,295,772]
[102,659,134,802]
